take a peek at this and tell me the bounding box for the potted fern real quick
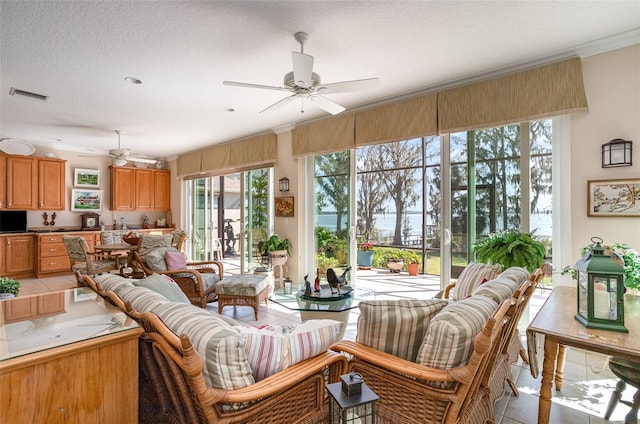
[0,276,21,298]
[472,230,546,273]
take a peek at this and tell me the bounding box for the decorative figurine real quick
[303,274,312,297]
[327,266,352,295]
[314,268,321,292]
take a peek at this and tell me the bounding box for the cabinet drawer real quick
[39,256,70,272]
[40,242,66,257]
[40,234,64,244]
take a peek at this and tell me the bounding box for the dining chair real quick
[604,356,640,423]
[62,235,122,283]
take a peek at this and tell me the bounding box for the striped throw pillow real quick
[238,319,342,381]
[497,267,531,284]
[453,262,503,300]
[357,299,450,361]
[116,285,172,312]
[417,295,498,369]
[473,277,519,304]
[151,302,255,390]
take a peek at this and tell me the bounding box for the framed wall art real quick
[587,178,640,217]
[71,189,104,212]
[275,196,294,217]
[74,168,100,187]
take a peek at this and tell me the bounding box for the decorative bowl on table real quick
[123,236,140,245]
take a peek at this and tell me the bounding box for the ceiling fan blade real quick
[223,81,290,92]
[309,94,345,115]
[129,157,157,164]
[260,95,299,114]
[317,78,380,95]
[292,52,314,88]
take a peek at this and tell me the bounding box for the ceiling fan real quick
[108,130,157,166]
[223,32,380,115]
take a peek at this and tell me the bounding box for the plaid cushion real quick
[472,277,519,304]
[357,299,449,361]
[238,319,342,381]
[497,267,530,284]
[151,302,254,390]
[453,262,503,300]
[417,295,498,369]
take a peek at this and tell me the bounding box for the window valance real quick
[292,113,355,157]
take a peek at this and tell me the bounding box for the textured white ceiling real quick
[1,1,639,160]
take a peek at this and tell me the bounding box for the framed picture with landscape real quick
[587,178,640,217]
[71,189,104,212]
[74,168,100,187]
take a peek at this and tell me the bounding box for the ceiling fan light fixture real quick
[112,157,128,166]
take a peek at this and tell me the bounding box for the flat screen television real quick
[0,210,28,233]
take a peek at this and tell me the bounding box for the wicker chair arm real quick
[220,351,348,404]
[330,340,455,382]
[186,260,223,276]
[443,281,457,299]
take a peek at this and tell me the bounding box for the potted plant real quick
[258,234,291,266]
[0,276,21,298]
[357,241,375,269]
[406,252,422,276]
[472,229,546,272]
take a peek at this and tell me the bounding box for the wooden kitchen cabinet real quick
[111,166,170,211]
[5,156,37,209]
[3,292,65,323]
[4,234,35,277]
[110,166,136,211]
[38,158,66,210]
[37,232,98,277]
[0,155,6,209]
[0,236,4,275]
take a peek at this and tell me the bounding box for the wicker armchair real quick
[133,250,223,308]
[330,298,513,424]
[82,275,348,424]
[62,235,122,283]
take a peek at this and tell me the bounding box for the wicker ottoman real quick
[216,274,269,320]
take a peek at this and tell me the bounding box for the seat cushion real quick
[497,267,531,284]
[117,285,173,312]
[417,295,498,369]
[94,274,135,292]
[133,273,190,304]
[453,262,503,300]
[238,319,343,381]
[472,277,519,304]
[216,274,269,296]
[151,302,255,390]
[144,247,179,272]
[357,299,449,361]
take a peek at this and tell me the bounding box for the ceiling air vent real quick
[9,87,48,102]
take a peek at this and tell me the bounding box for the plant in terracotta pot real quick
[0,276,21,298]
[405,252,422,276]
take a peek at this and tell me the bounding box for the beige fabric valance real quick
[355,93,438,146]
[176,151,202,177]
[292,113,355,157]
[438,57,588,133]
[177,133,277,178]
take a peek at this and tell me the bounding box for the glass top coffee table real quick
[270,284,374,339]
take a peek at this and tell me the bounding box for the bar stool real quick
[604,357,640,423]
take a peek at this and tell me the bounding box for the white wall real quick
[26,149,170,230]
[570,44,640,260]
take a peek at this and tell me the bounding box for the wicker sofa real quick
[330,267,534,424]
[83,273,347,424]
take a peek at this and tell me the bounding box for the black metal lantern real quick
[327,373,378,424]
[575,237,627,333]
[602,138,632,168]
[278,177,290,192]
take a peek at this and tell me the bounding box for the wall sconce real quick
[278,177,290,192]
[602,138,632,168]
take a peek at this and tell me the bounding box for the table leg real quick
[555,344,567,390]
[539,337,559,424]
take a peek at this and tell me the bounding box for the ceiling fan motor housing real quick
[284,71,321,90]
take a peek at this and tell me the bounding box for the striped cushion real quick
[151,302,255,390]
[132,273,190,304]
[497,267,530,284]
[473,277,518,304]
[238,319,342,381]
[357,299,449,361]
[117,285,172,312]
[94,274,135,292]
[453,262,503,300]
[417,295,498,369]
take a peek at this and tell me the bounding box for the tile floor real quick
[16,271,637,424]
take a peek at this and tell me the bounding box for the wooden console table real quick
[0,288,142,423]
[526,286,640,424]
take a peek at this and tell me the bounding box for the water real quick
[316,212,552,238]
